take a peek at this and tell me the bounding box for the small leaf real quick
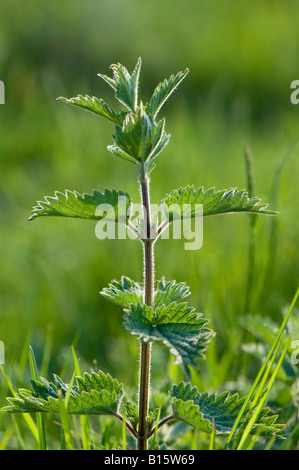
[161,185,277,221]
[112,108,170,164]
[98,57,142,112]
[145,68,189,118]
[101,277,190,310]
[123,302,214,377]
[29,189,132,223]
[107,144,138,164]
[57,95,126,125]
[153,279,191,308]
[123,400,139,431]
[100,276,144,308]
[169,382,285,438]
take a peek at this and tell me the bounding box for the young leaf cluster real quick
[57,58,188,175]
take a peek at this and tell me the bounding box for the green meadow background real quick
[0,0,298,449]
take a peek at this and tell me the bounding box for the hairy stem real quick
[137,168,155,450]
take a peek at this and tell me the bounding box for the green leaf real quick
[170,382,285,438]
[107,144,139,164]
[1,371,123,416]
[101,277,191,310]
[153,279,191,308]
[145,68,189,118]
[123,400,139,431]
[112,108,170,164]
[100,276,144,308]
[57,95,126,125]
[123,302,214,377]
[161,185,278,222]
[98,57,142,112]
[28,188,132,223]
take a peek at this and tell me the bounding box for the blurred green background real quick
[0,0,298,398]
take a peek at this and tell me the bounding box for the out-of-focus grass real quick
[0,0,298,449]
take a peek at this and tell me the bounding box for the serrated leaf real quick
[123,400,139,431]
[101,276,144,308]
[98,58,142,112]
[123,302,214,377]
[29,188,132,223]
[112,109,170,164]
[107,144,139,164]
[57,95,126,125]
[161,185,277,222]
[170,382,285,437]
[153,279,191,308]
[145,68,189,118]
[1,371,123,416]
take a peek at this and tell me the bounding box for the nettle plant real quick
[2,59,285,450]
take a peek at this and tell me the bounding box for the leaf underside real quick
[57,95,127,125]
[170,382,285,438]
[1,371,123,416]
[161,185,278,220]
[124,302,214,377]
[28,188,132,222]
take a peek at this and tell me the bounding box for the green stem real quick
[137,168,155,450]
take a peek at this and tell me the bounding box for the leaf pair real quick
[101,276,214,377]
[28,184,277,223]
[1,370,284,441]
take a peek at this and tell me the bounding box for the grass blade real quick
[71,346,91,449]
[224,287,299,449]
[236,337,290,449]
[278,421,299,450]
[58,390,74,450]
[0,364,39,445]
[208,420,216,450]
[150,407,161,450]
[29,346,47,450]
